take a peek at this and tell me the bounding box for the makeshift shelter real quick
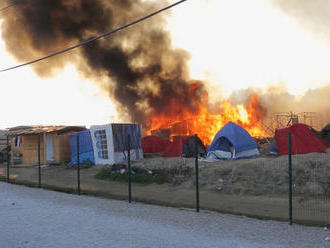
[320,123,330,142]
[275,124,330,156]
[162,135,206,158]
[8,126,86,165]
[207,122,259,160]
[0,130,7,151]
[0,130,8,163]
[89,123,143,165]
[163,136,189,157]
[267,140,278,156]
[142,135,170,154]
[182,136,206,157]
[70,130,95,164]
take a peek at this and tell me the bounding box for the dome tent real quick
[207,122,259,160]
[275,123,330,156]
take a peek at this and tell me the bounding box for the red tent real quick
[142,136,170,153]
[163,136,189,157]
[275,124,330,156]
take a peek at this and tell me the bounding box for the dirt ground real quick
[1,151,330,227]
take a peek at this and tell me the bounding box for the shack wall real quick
[57,132,73,163]
[48,132,74,164]
[20,135,45,165]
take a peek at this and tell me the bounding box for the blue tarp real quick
[70,130,95,164]
[207,122,258,154]
[111,124,142,152]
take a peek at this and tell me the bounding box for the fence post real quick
[76,135,80,195]
[195,134,200,212]
[127,135,132,203]
[288,132,293,225]
[38,135,41,188]
[6,135,9,183]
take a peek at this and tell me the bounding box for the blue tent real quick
[207,122,259,159]
[70,130,95,164]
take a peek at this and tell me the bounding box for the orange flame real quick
[146,94,266,146]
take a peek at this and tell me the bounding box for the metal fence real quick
[0,134,329,226]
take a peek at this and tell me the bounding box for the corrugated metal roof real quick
[0,130,8,136]
[8,126,86,135]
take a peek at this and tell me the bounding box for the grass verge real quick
[95,169,166,184]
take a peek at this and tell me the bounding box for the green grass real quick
[95,169,166,184]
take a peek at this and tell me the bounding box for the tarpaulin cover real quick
[111,124,142,152]
[275,124,330,156]
[142,135,170,153]
[182,136,206,157]
[321,123,330,142]
[163,136,189,157]
[208,122,258,153]
[70,130,94,164]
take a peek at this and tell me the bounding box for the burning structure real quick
[147,94,266,145]
[0,0,267,146]
[1,0,329,145]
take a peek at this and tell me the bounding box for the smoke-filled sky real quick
[0,0,330,129]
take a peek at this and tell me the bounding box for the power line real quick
[0,0,188,73]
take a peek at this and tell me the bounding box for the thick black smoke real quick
[1,0,206,125]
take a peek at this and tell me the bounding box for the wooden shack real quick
[0,130,7,150]
[9,126,86,165]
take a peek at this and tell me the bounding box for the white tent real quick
[90,124,143,165]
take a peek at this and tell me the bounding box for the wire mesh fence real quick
[292,152,330,226]
[199,157,290,221]
[0,133,329,226]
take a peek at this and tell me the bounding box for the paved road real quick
[0,182,329,248]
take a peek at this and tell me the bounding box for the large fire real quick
[146,87,267,146]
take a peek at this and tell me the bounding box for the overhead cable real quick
[0,0,188,72]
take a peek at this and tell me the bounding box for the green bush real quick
[95,169,165,184]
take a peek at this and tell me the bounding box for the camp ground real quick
[142,122,330,160]
[2,121,329,167]
[6,122,329,167]
[0,121,330,227]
